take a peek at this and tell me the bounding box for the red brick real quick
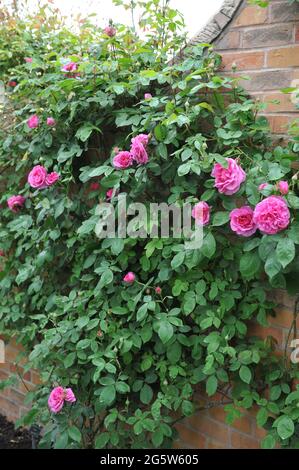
[248,322,284,344]
[233,5,268,27]
[231,431,260,449]
[259,93,298,113]
[267,46,299,68]
[188,415,229,445]
[216,31,240,50]
[208,406,252,434]
[207,439,226,449]
[266,115,294,134]
[175,423,206,449]
[269,308,295,329]
[296,26,299,42]
[220,51,264,71]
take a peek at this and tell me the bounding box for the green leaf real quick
[171,252,185,269]
[206,375,218,396]
[201,233,216,259]
[95,432,109,448]
[261,434,276,449]
[277,416,294,440]
[157,320,174,344]
[239,365,252,384]
[68,426,81,443]
[256,408,268,427]
[100,385,116,406]
[276,238,295,268]
[240,252,261,279]
[140,384,153,404]
[154,124,167,141]
[212,211,230,226]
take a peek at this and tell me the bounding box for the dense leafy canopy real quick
[1,0,299,449]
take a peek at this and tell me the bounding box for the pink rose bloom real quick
[104,26,116,37]
[46,117,56,127]
[90,182,100,191]
[130,140,149,165]
[113,151,133,169]
[28,165,47,189]
[258,183,268,191]
[131,134,149,148]
[253,196,290,235]
[191,201,210,226]
[46,172,60,187]
[7,195,26,212]
[230,206,257,237]
[123,272,135,283]
[144,93,152,100]
[212,158,246,195]
[62,62,78,72]
[25,57,32,63]
[27,114,39,129]
[278,181,289,195]
[155,286,162,295]
[106,188,119,199]
[48,386,76,414]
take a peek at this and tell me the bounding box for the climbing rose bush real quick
[1,0,299,450]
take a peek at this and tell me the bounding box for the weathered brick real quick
[216,31,240,50]
[267,46,299,67]
[207,439,226,449]
[242,25,293,48]
[269,307,295,329]
[233,70,291,92]
[175,423,206,449]
[231,431,260,449]
[259,92,298,113]
[233,5,268,27]
[296,26,299,42]
[266,115,294,134]
[209,406,252,434]
[220,51,264,71]
[270,2,299,22]
[248,322,284,344]
[188,414,230,445]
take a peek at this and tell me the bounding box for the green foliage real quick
[1,0,299,450]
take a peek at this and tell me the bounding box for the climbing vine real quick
[1,0,299,449]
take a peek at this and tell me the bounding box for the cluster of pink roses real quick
[27,114,56,129]
[48,386,76,413]
[191,158,291,236]
[113,134,149,169]
[28,165,60,189]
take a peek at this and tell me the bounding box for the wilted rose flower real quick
[230,206,257,237]
[113,151,133,169]
[212,158,246,195]
[27,114,39,129]
[48,386,76,414]
[104,25,116,37]
[123,272,135,283]
[46,117,56,126]
[277,181,289,195]
[46,172,60,187]
[7,195,26,212]
[191,201,210,226]
[253,196,290,235]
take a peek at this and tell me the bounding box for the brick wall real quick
[215,0,299,135]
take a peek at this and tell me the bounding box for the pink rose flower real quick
[123,272,135,283]
[106,188,119,199]
[27,114,39,129]
[253,196,290,235]
[144,93,152,100]
[230,206,257,237]
[191,201,210,226]
[212,158,246,195]
[130,140,149,165]
[278,181,289,195]
[25,57,32,63]
[62,62,78,72]
[131,134,149,148]
[155,286,162,295]
[258,183,268,191]
[46,117,56,127]
[48,386,76,414]
[7,195,26,212]
[104,26,116,37]
[46,172,60,187]
[28,165,48,189]
[113,151,133,169]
